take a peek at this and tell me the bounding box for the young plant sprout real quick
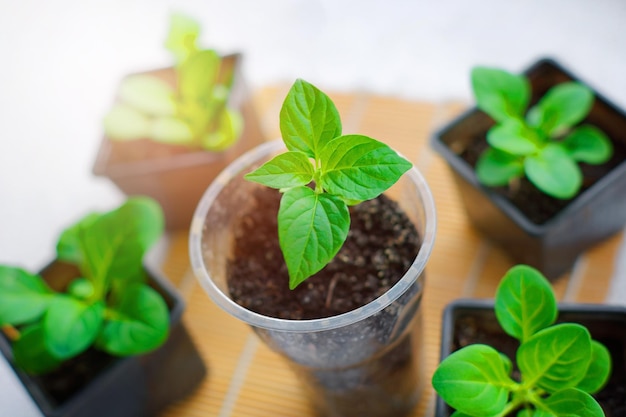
[432,265,611,417]
[472,67,613,199]
[103,13,243,151]
[0,197,169,374]
[245,79,412,289]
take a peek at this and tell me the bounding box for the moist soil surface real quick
[227,186,421,320]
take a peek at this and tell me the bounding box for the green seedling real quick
[0,197,169,374]
[103,12,243,151]
[245,79,412,289]
[472,67,613,199]
[432,265,611,417]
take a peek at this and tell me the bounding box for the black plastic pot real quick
[431,58,626,280]
[0,261,207,417]
[435,299,626,417]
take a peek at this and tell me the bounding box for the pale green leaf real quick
[278,187,350,289]
[280,79,342,158]
[524,143,582,199]
[0,266,56,326]
[562,125,613,164]
[97,284,169,356]
[245,152,314,189]
[476,148,524,187]
[517,323,592,392]
[432,344,514,417]
[164,12,201,63]
[150,116,194,144]
[575,340,612,394]
[319,135,412,201]
[12,324,61,375]
[201,108,243,151]
[471,66,530,122]
[487,119,540,155]
[178,49,220,101]
[118,75,176,116]
[67,278,95,301]
[103,104,151,141]
[543,388,604,417]
[527,82,593,136]
[495,265,557,342]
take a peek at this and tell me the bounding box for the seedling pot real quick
[431,58,626,280]
[0,260,206,417]
[93,53,266,231]
[435,299,626,417]
[190,140,437,417]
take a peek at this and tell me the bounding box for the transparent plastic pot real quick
[189,139,436,417]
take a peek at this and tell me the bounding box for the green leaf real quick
[524,143,582,199]
[57,212,100,264]
[432,344,514,417]
[150,116,194,144]
[245,152,315,190]
[118,75,176,116]
[495,265,557,342]
[97,284,169,356]
[562,125,613,164]
[543,388,604,417]
[471,66,530,123]
[0,266,56,326]
[164,12,201,64]
[517,323,592,392]
[319,135,412,201]
[201,109,243,151]
[12,324,61,375]
[517,410,555,417]
[487,119,540,155]
[476,148,524,187]
[103,104,151,141]
[44,297,105,360]
[527,82,593,136]
[178,49,220,101]
[575,340,612,394]
[278,187,350,289]
[280,79,342,158]
[67,278,95,301]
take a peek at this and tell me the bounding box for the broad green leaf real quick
[527,82,593,136]
[12,324,61,375]
[562,125,613,164]
[97,284,169,356]
[164,12,201,64]
[451,412,475,417]
[57,212,100,264]
[471,66,530,122]
[476,148,524,187]
[495,265,557,342]
[201,109,243,151]
[319,135,412,201]
[280,79,342,158]
[542,388,604,417]
[245,152,314,189]
[178,49,220,101]
[517,411,555,417]
[524,143,582,199]
[103,104,151,141]
[278,187,350,289]
[0,266,56,326]
[487,119,540,155]
[44,297,105,360]
[118,75,176,116]
[150,116,194,144]
[517,323,592,392]
[432,344,513,417]
[575,340,612,394]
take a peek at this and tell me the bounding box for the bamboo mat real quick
[159,86,625,417]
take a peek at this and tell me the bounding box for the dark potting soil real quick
[452,315,626,417]
[459,131,626,225]
[226,186,421,320]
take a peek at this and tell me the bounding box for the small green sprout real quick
[471,67,613,199]
[0,198,169,374]
[103,12,243,151]
[432,265,611,417]
[245,79,412,289]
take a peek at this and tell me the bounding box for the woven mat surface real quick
[160,86,624,417]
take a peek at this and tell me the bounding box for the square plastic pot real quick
[435,299,626,417]
[431,58,626,280]
[0,261,207,417]
[189,140,437,417]
[93,53,266,231]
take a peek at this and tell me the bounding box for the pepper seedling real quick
[0,197,169,374]
[245,79,412,289]
[472,66,613,199]
[432,265,611,417]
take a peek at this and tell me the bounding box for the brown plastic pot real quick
[93,53,266,231]
[431,58,626,280]
[0,260,206,417]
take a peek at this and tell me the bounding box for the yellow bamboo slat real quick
[159,87,623,417]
